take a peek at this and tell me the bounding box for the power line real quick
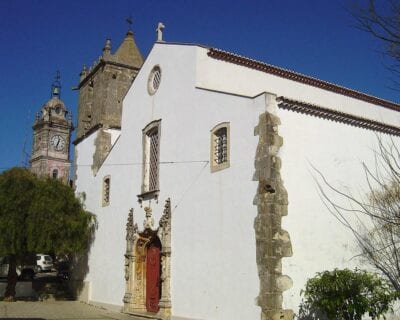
[70,160,209,168]
[173,161,209,212]
[0,160,209,171]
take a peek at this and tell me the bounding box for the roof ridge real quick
[208,48,400,112]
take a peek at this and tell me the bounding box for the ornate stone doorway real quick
[124,199,172,320]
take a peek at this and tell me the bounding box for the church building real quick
[73,26,400,320]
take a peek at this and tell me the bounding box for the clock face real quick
[50,135,65,151]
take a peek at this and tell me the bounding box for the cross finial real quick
[55,70,61,82]
[156,22,165,42]
[126,15,133,31]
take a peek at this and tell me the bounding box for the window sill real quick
[210,162,230,173]
[137,189,159,205]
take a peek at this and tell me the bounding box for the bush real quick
[298,268,398,320]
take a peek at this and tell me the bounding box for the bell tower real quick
[30,72,73,184]
[74,29,143,175]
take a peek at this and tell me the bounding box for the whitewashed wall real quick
[278,110,396,311]
[75,42,400,319]
[118,44,263,320]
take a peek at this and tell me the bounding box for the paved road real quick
[0,301,142,320]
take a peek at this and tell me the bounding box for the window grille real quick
[103,177,110,206]
[140,120,161,200]
[152,69,161,91]
[148,129,159,191]
[148,66,162,95]
[214,128,228,164]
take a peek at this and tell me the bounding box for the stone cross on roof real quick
[156,22,165,42]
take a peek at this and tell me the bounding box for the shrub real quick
[298,268,398,320]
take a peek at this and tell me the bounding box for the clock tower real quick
[30,73,73,184]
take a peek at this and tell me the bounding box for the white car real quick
[36,254,54,272]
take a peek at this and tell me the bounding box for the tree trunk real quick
[5,255,18,301]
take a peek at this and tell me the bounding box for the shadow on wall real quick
[27,225,96,302]
[67,223,97,301]
[32,218,97,301]
[0,226,96,302]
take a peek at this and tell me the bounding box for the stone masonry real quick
[253,94,293,320]
[74,30,143,175]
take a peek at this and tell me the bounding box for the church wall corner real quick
[253,93,294,320]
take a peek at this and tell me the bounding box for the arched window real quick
[102,176,111,206]
[52,169,58,179]
[210,122,230,172]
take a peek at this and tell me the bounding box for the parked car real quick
[36,254,54,272]
[0,256,38,280]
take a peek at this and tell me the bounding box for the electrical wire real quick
[0,160,209,171]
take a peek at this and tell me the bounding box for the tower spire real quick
[51,70,61,98]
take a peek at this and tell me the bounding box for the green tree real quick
[0,167,95,300]
[298,268,398,320]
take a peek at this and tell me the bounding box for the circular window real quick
[148,66,161,95]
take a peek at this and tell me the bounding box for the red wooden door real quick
[146,244,161,312]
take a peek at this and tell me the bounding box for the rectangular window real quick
[139,120,161,201]
[148,129,160,191]
[210,122,230,172]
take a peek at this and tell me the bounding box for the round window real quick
[148,66,161,95]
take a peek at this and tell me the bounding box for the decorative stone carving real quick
[126,208,139,253]
[159,198,171,230]
[253,94,293,320]
[123,208,138,308]
[123,200,172,319]
[158,198,172,318]
[143,206,155,230]
[132,238,148,311]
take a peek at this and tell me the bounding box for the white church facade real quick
[73,31,400,320]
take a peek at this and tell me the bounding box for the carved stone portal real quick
[123,199,172,319]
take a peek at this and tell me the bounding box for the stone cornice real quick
[33,120,73,131]
[207,48,400,112]
[29,155,71,164]
[277,97,400,136]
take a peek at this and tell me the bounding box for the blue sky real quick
[0,0,396,171]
